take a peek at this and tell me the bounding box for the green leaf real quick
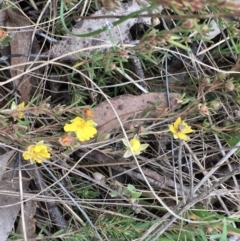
[1,35,12,46]
[219,218,227,241]
[198,228,208,241]
[127,184,137,192]
[234,96,240,105]
[223,133,240,156]
[226,224,240,235]
[122,187,130,196]
[131,191,142,199]
[109,190,118,197]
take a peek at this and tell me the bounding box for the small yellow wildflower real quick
[17,102,25,119]
[64,117,97,142]
[11,101,25,120]
[22,141,51,163]
[169,117,194,141]
[122,134,149,158]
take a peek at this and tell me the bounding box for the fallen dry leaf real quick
[6,9,40,102]
[94,92,180,134]
[25,165,68,231]
[0,150,16,181]
[50,0,162,60]
[0,152,31,241]
[16,200,37,239]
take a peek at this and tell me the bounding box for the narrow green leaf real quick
[219,218,227,241]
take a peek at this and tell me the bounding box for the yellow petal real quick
[22,152,31,160]
[174,117,181,130]
[17,102,25,109]
[180,120,187,125]
[34,144,46,152]
[22,141,51,163]
[33,157,42,163]
[169,124,177,134]
[177,133,190,141]
[64,123,78,132]
[88,126,97,135]
[77,131,91,142]
[72,117,84,125]
[85,119,94,126]
[40,151,51,159]
[181,127,194,134]
[76,126,97,142]
[17,112,24,120]
[64,117,97,142]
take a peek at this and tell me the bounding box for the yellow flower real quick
[64,117,97,142]
[17,102,25,119]
[169,117,194,141]
[11,101,25,120]
[122,134,149,158]
[22,141,51,163]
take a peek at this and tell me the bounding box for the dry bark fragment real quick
[94,92,180,134]
[6,9,40,102]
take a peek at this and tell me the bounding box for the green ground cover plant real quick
[1,0,240,240]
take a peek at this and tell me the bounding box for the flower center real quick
[130,139,140,152]
[178,123,187,132]
[76,119,85,129]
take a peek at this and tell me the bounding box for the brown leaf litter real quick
[5,8,41,102]
[93,92,180,134]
